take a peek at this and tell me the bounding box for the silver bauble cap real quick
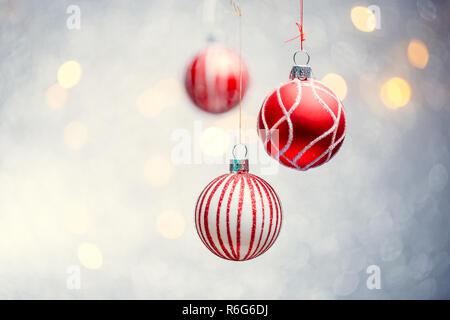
[290,65,312,80]
[229,159,249,173]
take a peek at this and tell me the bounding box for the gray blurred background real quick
[0,0,449,299]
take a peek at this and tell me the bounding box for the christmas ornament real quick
[195,149,282,261]
[257,1,346,171]
[185,44,249,114]
[194,1,281,261]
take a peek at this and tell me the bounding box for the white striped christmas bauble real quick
[195,172,282,261]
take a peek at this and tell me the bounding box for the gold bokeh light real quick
[351,6,376,32]
[137,78,183,118]
[57,60,82,89]
[45,84,68,109]
[77,243,103,269]
[214,113,258,145]
[321,73,348,101]
[156,210,185,239]
[200,126,229,157]
[380,77,411,109]
[408,39,429,69]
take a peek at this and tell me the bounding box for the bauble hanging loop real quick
[290,50,312,80]
[293,50,310,65]
[230,144,249,172]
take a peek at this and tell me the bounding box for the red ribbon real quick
[285,0,305,50]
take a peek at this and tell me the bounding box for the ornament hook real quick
[290,50,312,80]
[293,50,310,66]
[232,143,248,159]
[230,144,249,173]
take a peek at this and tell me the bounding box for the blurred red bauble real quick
[258,68,346,171]
[185,44,249,114]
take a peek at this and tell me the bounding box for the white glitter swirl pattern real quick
[260,78,345,170]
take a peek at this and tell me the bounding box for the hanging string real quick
[231,0,243,145]
[203,0,217,40]
[203,0,217,25]
[285,0,305,51]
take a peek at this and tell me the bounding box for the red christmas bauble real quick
[185,44,249,114]
[258,78,346,170]
[195,171,282,261]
